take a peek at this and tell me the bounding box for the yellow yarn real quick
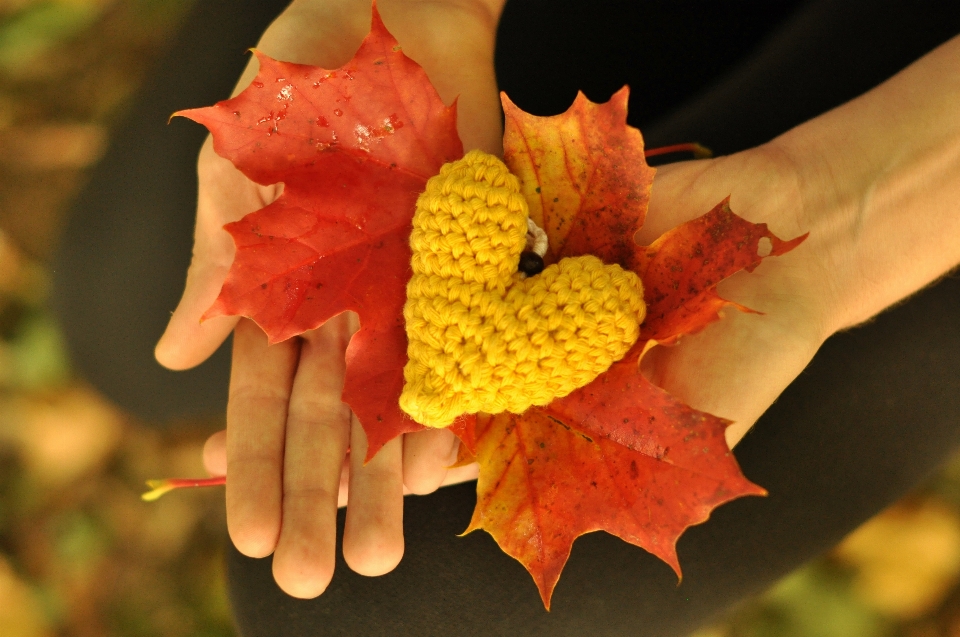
[400,150,646,428]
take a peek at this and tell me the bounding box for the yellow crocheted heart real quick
[400,150,646,428]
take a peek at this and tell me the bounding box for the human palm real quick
[155,0,505,599]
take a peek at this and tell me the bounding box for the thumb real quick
[156,139,266,370]
[155,252,238,371]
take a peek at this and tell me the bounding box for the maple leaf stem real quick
[644,142,712,159]
[141,476,226,502]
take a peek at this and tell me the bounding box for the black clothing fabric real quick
[52,1,960,635]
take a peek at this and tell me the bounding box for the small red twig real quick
[644,142,712,159]
[141,476,226,501]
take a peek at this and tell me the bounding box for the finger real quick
[153,264,237,371]
[155,140,275,370]
[343,418,404,576]
[203,429,227,476]
[338,455,350,508]
[226,318,299,558]
[272,316,354,598]
[402,427,460,495]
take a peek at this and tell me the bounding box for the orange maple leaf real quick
[455,89,805,608]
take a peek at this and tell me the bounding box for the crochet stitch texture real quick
[400,150,646,428]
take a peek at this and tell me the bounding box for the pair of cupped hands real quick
[155,0,836,599]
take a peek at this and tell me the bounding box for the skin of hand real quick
[638,149,828,448]
[637,33,960,448]
[155,0,506,599]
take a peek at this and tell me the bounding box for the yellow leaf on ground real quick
[0,555,53,637]
[835,498,960,619]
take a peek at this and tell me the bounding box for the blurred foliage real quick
[0,1,237,636]
[694,463,960,637]
[0,230,233,636]
[715,564,894,637]
[0,2,103,72]
[0,0,195,259]
[1,1,960,636]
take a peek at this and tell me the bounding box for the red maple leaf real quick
[455,90,805,608]
[176,8,462,458]
[172,6,807,609]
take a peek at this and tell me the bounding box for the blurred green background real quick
[1,2,959,636]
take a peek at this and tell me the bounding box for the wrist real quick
[767,34,960,334]
[761,129,864,337]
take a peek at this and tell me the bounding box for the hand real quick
[639,24,960,447]
[155,0,502,598]
[638,145,836,448]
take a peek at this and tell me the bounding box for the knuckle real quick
[228,386,292,410]
[287,402,352,431]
